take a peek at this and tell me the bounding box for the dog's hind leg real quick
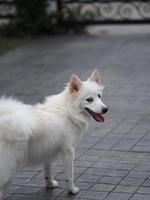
[44,162,59,190]
[62,148,79,195]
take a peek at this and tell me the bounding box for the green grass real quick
[0,37,31,54]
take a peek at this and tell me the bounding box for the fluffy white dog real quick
[0,70,108,198]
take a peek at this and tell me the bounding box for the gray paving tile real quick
[78,155,100,162]
[60,189,87,198]
[143,179,150,187]
[4,185,21,194]
[127,171,150,179]
[75,181,94,190]
[105,169,129,177]
[99,176,122,185]
[111,163,136,170]
[77,174,100,183]
[37,187,64,197]
[94,143,114,150]
[85,149,107,156]
[140,156,150,164]
[114,185,138,193]
[120,177,145,186]
[16,186,41,194]
[93,161,117,169]
[30,196,56,200]
[16,171,38,179]
[6,194,31,200]
[132,145,150,152]
[25,178,45,187]
[91,183,115,192]
[104,192,132,200]
[130,194,150,200]
[11,178,30,186]
[112,144,135,151]
[134,164,150,172]
[82,191,108,200]
[84,168,108,176]
[2,194,10,200]
[74,160,93,167]
[137,187,150,195]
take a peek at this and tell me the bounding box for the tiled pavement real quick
[0,33,150,200]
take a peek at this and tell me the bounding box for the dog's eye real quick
[86,97,93,103]
[98,94,101,98]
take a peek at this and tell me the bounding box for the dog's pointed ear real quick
[88,69,101,85]
[69,74,82,93]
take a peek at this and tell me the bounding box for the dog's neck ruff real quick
[65,106,89,131]
[67,113,88,132]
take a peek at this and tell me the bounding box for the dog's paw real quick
[46,179,59,190]
[51,179,59,188]
[68,187,79,195]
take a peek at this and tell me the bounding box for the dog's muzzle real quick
[85,107,107,123]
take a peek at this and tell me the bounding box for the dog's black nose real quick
[102,107,108,114]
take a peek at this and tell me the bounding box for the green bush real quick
[14,0,49,34]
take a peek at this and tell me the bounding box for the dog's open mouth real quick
[85,108,104,123]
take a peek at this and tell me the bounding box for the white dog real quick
[0,69,107,198]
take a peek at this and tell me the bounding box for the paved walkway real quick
[0,32,150,200]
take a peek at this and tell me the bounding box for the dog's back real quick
[0,97,35,142]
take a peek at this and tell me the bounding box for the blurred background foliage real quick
[0,0,60,53]
[0,0,59,36]
[14,0,49,34]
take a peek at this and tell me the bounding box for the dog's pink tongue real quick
[92,113,104,122]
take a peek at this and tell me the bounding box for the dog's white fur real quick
[0,70,107,198]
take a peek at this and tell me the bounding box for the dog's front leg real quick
[44,162,59,189]
[63,148,79,195]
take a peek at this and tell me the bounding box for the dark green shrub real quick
[14,0,49,34]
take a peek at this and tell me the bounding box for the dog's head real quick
[68,69,108,123]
